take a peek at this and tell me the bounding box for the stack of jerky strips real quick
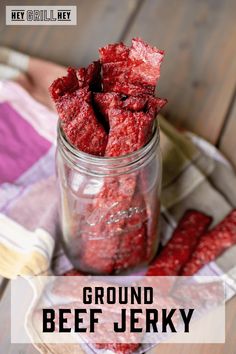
[50,38,167,274]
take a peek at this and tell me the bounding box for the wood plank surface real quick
[0,1,236,353]
[0,283,39,354]
[123,0,236,144]
[0,0,141,66]
[149,295,236,354]
[219,95,236,169]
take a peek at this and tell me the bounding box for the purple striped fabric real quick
[0,102,51,184]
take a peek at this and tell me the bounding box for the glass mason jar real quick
[56,121,162,275]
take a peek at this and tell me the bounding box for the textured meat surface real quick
[147,210,212,276]
[49,67,108,156]
[181,209,236,275]
[100,38,164,95]
[49,38,167,275]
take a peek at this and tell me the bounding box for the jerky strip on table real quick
[181,209,236,276]
[146,210,212,276]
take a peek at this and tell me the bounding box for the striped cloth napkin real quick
[0,47,236,295]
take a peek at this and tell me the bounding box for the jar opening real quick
[57,119,160,176]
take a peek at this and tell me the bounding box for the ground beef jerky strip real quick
[95,343,140,354]
[49,38,167,275]
[137,96,166,260]
[77,60,101,92]
[146,210,212,276]
[99,38,164,95]
[94,92,166,123]
[49,66,107,156]
[104,106,160,272]
[80,104,160,274]
[95,99,166,273]
[50,63,101,121]
[181,209,236,276]
[79,175,137,274]
[114,179,148,272]
[94,94,166,156]
[79,93,166,273]
[94,92,150,121]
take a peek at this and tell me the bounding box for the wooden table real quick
[0,0,236,353]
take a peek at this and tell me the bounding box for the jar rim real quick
[57,119,160,165]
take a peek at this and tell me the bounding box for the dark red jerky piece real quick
[49,66,107,156]
[99,42,129,63]
[102,61,128,80]
[94,92,122,121]
[114,224,147,271]
[63,97,108,155]
[101,61,144,94]
[50,62,101,101]
[77,68,86,85]
[102,61,155,95]
[181,209,236,276]
[144,193,160,261]
[77,60,101,91]
[103,79,155,96]
[105,94,162,157]
[81,95,164,272]
[100,38,164,95]
[129,38,164,87]
[50,38,167,274]
[147,96,167,115]
[83,176,136,236]
[146,210,212,276]
[138,138,162,261]
[55,87,91,123]
[105,109,155,157]
[79,175,137,274]
[94,92,148,122]
[123,95,149,111]
[137,98,165,261]
[114,188,148,272]
[94,92,164,122]
[95,343,140,354]
[114,179,147,271]
[144,97,167,139]
[90,95,161,271]
[49,67,79,101]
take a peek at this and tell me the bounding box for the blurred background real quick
[0,0,236,169]
[0,1,236,354]
[1,0,236,169]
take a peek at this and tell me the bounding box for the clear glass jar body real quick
[56,122,162,274]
